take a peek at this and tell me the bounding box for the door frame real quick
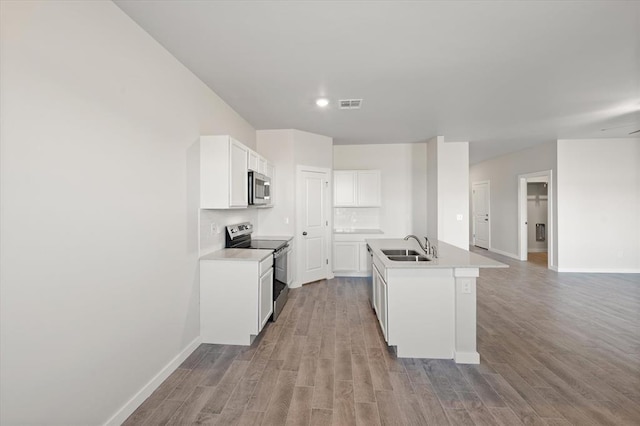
[471,180,491,249]
[295,165,333,287]
[517,170,554,269]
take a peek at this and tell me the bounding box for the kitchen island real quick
[366,239,507,364]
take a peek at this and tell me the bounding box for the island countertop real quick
[366,239,508,269]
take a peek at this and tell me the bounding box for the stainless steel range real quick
[225,222,290,321]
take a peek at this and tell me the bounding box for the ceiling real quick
[115,1,640,164]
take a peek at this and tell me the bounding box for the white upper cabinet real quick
[265,162,275,179]
[334,171,358,206]
[258,157,268,175]
[334,170,381,207]
[248,149,269,176]
[357,170,381,207]
[248,150,260,172]
[201,136,275,209]
[200,135,248,209]
[229,140,249,208]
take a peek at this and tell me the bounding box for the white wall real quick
[1,2,256,424]
[557,138,640,272]
[427,137,439,241]
[333,143,418,238]
[256,130,296,236]
[427,137,470,250]
[293,129,334,170]
[411,143,428,237]
[256,129,333,237]
[470,141,557,264]
[257,129,333,288]
[438,140,470,250]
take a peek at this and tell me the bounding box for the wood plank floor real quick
[528,252,548,267]
[125,251,640,425]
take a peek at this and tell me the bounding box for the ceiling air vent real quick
[339,99,363,110]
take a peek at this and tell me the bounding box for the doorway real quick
[472,181,491,249]
[296,165,332,285]
[518,170,554,269]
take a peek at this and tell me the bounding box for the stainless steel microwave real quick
[248,171,271,205]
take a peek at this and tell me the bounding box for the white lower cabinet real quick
[332,240,373,276]
[258,267,274,330]
[200,255,273,345]
[333,242,360,272]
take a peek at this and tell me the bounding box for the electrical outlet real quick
[284,217,289,225]
[456,214,463,221]
[210,223,218,235]
[462,281,472,294]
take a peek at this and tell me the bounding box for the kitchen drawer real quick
[373,254,387,282]
[259,255,273,275]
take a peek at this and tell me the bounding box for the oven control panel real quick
[226,222,253,239]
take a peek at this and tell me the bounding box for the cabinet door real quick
[248,150,259,172]
[229,140,249,207]
[357,170,381,207]
[258,268,274,331]
[379,273,388,341]
[372,264,380,316]
[334,171,357,206]
[258,157,268,175]
[333,242,359,272]
[265,163,275,179]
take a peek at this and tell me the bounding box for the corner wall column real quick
[453,267,480,364]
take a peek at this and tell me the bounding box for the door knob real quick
[302,231,307,236]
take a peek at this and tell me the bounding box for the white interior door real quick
[472,181,490,249]
[298,168,329,284]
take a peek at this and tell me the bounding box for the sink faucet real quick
[403,235,438,258]
[404,235,428,254]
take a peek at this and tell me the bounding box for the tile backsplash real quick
[334,207,381,230]
[199,209,258,255]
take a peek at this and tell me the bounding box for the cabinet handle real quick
[302,231,307,236]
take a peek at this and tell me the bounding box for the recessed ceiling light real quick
[316,98,329,107]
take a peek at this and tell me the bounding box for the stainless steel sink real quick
[387,255,431,262]
[382,249,422,256]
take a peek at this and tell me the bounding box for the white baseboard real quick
[333,271,370,278]
[104,336,202,426]
[527,248,548,253]
[557,267,640,274]
[454,351,480,364]
[488,248,520,260]
[549,265,558,272]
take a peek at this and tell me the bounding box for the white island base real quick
[368,239,507,364]
[386,267,480,363]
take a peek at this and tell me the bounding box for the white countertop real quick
[252,235,294,242]
[334,228,384,234]
[200,248,273,262]
[366,239,508,269]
